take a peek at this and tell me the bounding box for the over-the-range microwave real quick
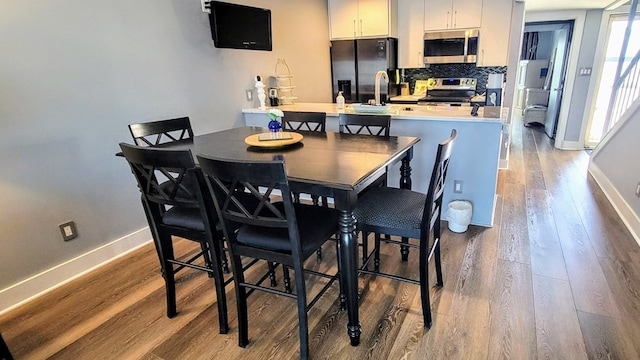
[423,29,479,64]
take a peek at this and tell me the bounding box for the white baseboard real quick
[0,228,152,315]
[588,162,640,247]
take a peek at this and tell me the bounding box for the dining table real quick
[156,126,420,346]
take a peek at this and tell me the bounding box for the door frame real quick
[525,10,587,150]
[584,5,638,148]
[523,20,574,139]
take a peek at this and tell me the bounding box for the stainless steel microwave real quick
[423,29,479,64]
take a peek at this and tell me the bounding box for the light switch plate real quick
[59,221,78,241]
[201,0,211,14]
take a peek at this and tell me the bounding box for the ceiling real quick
[525,0,628,11]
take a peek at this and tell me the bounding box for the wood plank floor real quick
[2,116,640,359]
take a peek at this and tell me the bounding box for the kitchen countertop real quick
[242,103,507,123]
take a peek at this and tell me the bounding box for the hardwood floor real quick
[2,117,640,359]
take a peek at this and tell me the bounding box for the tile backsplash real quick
[402,64,507,95]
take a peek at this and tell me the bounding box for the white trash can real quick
[446,200,472,233]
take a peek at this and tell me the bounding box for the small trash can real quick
[446,200,473,233]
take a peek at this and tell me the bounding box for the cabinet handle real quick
[453,11,457,28]
[447,11,450,28]
[360,19,363,36]
[418,52,422,66]
[353,20,356,37]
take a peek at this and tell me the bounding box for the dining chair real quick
[0,332,12,360]
[197,155,343,360]
[119,143,230,333]
[338,113,392,265]
[128,117,231,273]
[338,113,391,136]
[282,111,326,133]
[353,129,457,328]
[282,111,327,206]
[282,111,329,263]
[128,116,194,146]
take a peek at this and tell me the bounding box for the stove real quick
[417,78,477,105]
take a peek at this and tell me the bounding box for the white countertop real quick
[242,103,507,123]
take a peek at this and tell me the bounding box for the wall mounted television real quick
[208,1,272,51]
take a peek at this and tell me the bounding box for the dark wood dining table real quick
[157,126,420,345]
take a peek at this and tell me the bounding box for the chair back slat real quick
[339,113,391,136]
[198,156,300,237]
[119,143,201,209]
[421,129,457,236]
[282,111,326,132]
[129,117,194,146]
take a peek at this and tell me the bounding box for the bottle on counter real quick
[336,91,345,109]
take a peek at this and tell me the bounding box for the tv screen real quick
[208,1,272,51]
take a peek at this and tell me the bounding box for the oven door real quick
[423,29,478,64]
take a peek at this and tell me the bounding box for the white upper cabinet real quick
[423,0,482,31]
[329,0,398,39]
[398,0,425,68]
[477,0,512,66]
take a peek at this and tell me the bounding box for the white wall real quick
[0,0,331,299]
[589,99,640,245]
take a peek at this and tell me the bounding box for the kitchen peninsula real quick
[243,103,507,227]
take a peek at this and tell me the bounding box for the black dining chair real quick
[119,143,230,333]
[282,111,327,207]
[353,129,457,328]
[338,113,391,136]
[338,113,392,264]
[128,116,194,146]
[128,117,230,273]
[0,332,13,360]
[282,111,326,133]
[282,111,329,262]
[197,155,343,360]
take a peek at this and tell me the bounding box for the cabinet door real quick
[478,0,511,66]
[329,0,359,39]
[398,0,425,68]
[451,0,482,29]
[358,0,390,37]
[424,0,452,31]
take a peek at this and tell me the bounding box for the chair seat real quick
[354,187,425,239]
[237,203,339,256]
[162,206,207,232]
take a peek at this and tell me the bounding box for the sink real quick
[352,104,393,114]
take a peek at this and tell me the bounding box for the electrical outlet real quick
[246,89,253,102]
[201,0,211,13]
[636,182,640,198]
[59,221,78,241]
[453,180,463,194]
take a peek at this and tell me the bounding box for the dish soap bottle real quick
[336,91,345,109]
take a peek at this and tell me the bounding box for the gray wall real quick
[591,104,640,216]
[564,9,602,141]
[0,0,331,289]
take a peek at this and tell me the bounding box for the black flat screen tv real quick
[208,1,272,51]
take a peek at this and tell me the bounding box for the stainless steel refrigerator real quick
[330,38,398,104]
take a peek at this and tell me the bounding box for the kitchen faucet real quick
[374,70,389,106]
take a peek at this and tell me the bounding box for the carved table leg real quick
[339,209,361,346]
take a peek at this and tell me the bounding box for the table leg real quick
[400,151,413,260]
[399,153,413,190]
[339,209,361,346]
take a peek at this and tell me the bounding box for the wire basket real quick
[275,58,297,105]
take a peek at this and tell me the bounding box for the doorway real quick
[585,14,640,147]
[519,21,574,139]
